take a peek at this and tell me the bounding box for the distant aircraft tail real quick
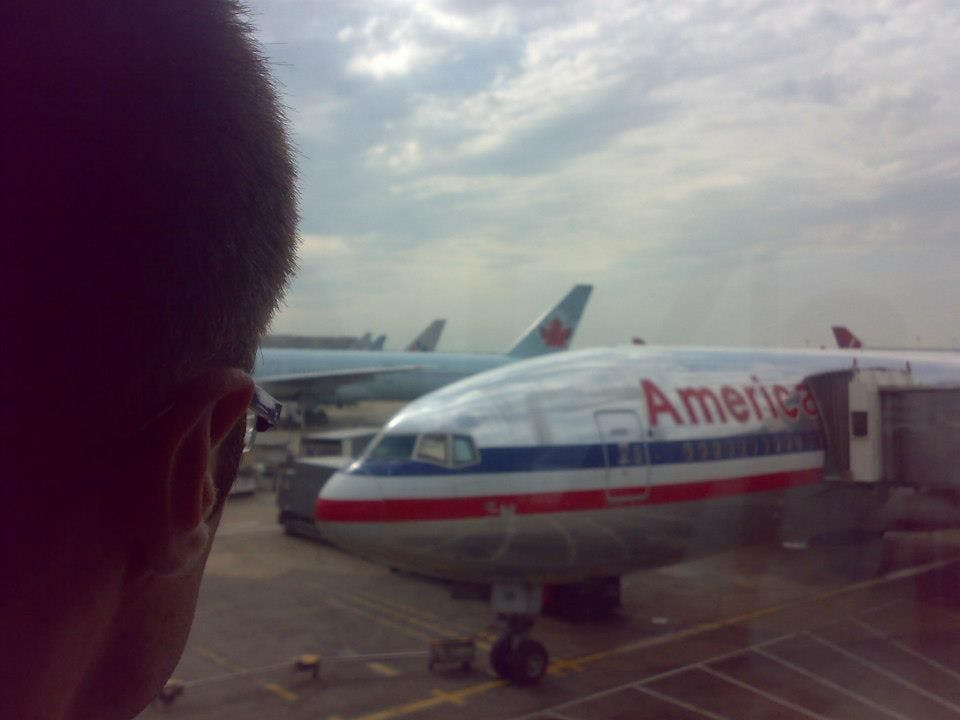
[506,284,592,359]
[352,332,373,350]
[406,319,445,352]
[832,325,863,349]
[371,334,386,351]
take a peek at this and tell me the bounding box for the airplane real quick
[832,325,863,348]
[406,319,445,352]
[315,344,960,684]
[254,284,591,412]
[352,332,386,350]
[351,332,375,350]
[833,324,959,352]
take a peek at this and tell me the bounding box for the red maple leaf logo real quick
[539,318,572,348]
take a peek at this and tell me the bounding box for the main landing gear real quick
[488,584,549,685]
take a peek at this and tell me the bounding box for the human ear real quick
[121,368,253,576]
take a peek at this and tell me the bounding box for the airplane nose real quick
[315,470,385,551]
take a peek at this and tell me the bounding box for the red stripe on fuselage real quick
[315,468,822,523]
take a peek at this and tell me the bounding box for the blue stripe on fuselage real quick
[352,430,823,477]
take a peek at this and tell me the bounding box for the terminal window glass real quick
[415,433,448,464]
[351,435,374,457]
[368,434,417,460]
[452,435,479,466]
[302,439,341,457]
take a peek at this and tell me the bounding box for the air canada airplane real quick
[316,344,960,684]
[254,284,591,410]
[351,332,379,350]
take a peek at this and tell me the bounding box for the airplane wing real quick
[258,364,428,401]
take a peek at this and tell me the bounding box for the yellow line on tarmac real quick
[263,682,299,702]
[353,681,504,720]
[368,662,401,677]
[546,657,587,676]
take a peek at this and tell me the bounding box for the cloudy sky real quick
[247,0,960,352]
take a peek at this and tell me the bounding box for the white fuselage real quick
[316,346,960,584]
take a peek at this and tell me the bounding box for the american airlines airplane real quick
[315,345,960,684]
[833,324,960,352]
[254,284,591,410]
[832,325,863,349]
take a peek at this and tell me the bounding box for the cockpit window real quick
[414,433,448,464]
[367,433,417,460]
[452,435,479,466]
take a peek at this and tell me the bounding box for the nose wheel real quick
[489,617,549,685]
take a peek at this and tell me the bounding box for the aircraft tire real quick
[511,639,548,685]
[490,636,512,680]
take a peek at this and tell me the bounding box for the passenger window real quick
[452,435,479,466]
[415,433,449,464]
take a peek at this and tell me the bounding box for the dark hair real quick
[1,1,298,424]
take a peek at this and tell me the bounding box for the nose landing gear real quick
[490,617,549,684]
[488,584,549,685]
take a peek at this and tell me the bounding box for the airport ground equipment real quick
[427,637,476,673]
[277,456,352,536]
[300,426,379,459]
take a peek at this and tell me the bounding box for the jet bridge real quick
[802,367,960,532]
[805,367,960,488]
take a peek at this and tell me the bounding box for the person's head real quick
[0,2,297,718]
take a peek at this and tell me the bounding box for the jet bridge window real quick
[452,435,479,466]
[415,433,448,464]
[368,434,417,460]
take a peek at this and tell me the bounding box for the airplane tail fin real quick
[407,319,446,352]
[352,332,373,350]
[832,325,863,349]
[372,334,386,351]
[506,284,592,359]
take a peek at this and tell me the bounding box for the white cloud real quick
[298,234,354,259]
[347,40,439,79]
[339,1,517,80]
[392,12,641,162]
[368,140,423,170]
